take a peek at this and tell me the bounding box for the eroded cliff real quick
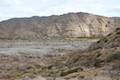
[0,12,119,40]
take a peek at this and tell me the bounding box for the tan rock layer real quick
[0,12,119,40]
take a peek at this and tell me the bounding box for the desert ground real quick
[0,39,97,55]
[0,39,99,80]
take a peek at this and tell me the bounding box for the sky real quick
[0,0,120,21]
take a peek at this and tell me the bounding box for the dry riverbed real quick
[0,39,98,55]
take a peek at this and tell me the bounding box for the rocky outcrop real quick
[88,27,120,50]
[0,12,120,40]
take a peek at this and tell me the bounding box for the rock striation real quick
[88,27,120,50]
[0,12,120,40]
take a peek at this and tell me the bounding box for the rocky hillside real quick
[88,27,120,50]
[0,28,120,80]
[43,28,120,79]
[0,12,119,40]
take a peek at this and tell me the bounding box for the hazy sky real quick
[0,0,120,21]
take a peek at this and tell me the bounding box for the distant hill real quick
[0,12,120,40]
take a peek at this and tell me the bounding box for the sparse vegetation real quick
[106,51,120,62]
[0,27,119,80]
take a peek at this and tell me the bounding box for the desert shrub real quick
[103,38,108,42]
[106,51,120,62]
[94,59,103,67]
[14,71,24,78]
[116,31,120,34]
[116,28,120,31]
[96,52,101,58]
[107,33,112,36]
[112,64,120,70]
[60,67,82,76]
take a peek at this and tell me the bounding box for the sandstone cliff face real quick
[0,12,119,40]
